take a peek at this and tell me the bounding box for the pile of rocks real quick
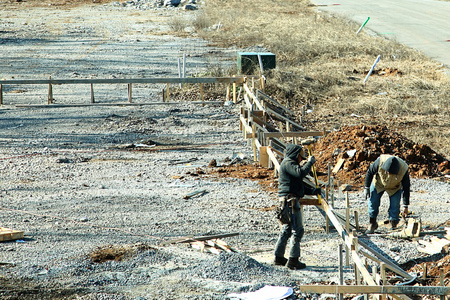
[314,125,450,186]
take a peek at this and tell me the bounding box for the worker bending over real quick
[364,154,410,234]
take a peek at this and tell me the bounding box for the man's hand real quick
[308,155,316,164]
[312,188,321,195]
[364,187,370,201]
[401,206,409,218]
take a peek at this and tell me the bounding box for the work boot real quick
[365,217,378,234]
[390,220,399,230]
[274,256,288,266]
[287,257,306,270]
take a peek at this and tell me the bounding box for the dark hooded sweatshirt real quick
[278,144,314,197]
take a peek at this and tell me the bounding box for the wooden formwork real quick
[238,83,449,299]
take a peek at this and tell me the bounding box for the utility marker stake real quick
[356,17,370,35]
[363,55,381,84]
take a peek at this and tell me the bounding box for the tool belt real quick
[275,194,298,225]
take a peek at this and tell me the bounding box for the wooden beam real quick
[15,101,225,108]
[0,77,246,85]
[266,146,281,172]
[320,199,376,285]
[265,107,305,130]
[358,239,413,280]
[162,232,239,245]
[263,131,329,139]
[256,90,296,116]
[298,285,450,295]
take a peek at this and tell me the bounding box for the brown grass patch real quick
[89,243,155,263]
[190,0,450,158]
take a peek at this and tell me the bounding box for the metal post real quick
[0,84,3,106]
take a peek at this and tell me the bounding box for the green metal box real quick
[237,52,276,75]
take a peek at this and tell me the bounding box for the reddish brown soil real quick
[314,124,449,187]
[202,125,449,192]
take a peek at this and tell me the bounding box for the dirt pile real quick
[314,125,449,186]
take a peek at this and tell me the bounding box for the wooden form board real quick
[0,76,246,85]
[298,285,450,296]
[332,158,346,174]
[0,227,24,242]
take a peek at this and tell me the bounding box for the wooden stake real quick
[422,264,427,280]
[380,262,387,300]
[90,83,95,103]
[252,124,257,162]
[226,83,230,102]
[440,268,445,300]
[326,187,330,234]
[354,210,360,231]
[166,83,170,102]
[48,76,53,104]
[346,192,350,234]
[127,83,132,103]
[200,83,204,106]
[233,80,236,103]
[338,243,344,300]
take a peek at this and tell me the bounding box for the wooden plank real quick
[298,285,450,295]
[266,146,281,172]
[259,146,269,168]
[183,189,207,199]
[358,238,413,280]
[0,227,24,242]
[15,101,224,108]
[256,90,296,116]
[265,107,305,130]
[163,232,239,245]
[263,131,328,139]
[332,158,346,174]
[243,83,265,111]
[299,197,320,206]
[0,77,246,85]
[320,200,376,286]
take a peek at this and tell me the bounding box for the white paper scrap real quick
[227,285,293,300]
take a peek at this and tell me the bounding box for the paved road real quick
[310,0,450,70]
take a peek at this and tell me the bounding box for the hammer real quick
[301,138,322,203]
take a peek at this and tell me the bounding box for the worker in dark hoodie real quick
[364,154,410,234]
[274,143,319,270]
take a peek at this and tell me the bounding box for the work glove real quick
[308,155,316,164]
[364,187,370,201]
[312,188,322,195]
[401,206,409,218]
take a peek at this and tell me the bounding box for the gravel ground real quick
[1,2,450,299]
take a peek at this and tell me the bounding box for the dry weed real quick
[190,0,449,157]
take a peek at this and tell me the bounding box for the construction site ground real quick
[1,1,450,299]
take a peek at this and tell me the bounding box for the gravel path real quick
[1,2,450,299]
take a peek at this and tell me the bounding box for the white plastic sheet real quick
[227,285,293,300]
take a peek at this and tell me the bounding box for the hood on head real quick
[381,156,399,174]
[285,144,307,160]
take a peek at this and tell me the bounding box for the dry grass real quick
[191,0,450,158]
